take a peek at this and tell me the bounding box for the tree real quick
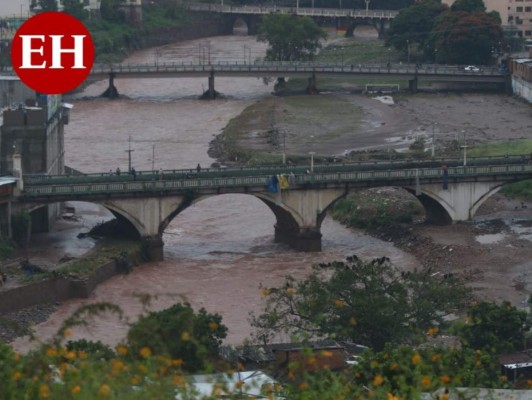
[385,0,448,57]
[251,256,469,351]
[127,303,227,372]
[457,301,529,355]
[257,14,327,62]
[100,0,126,22]
[451,0,485,13]
[62,0,88,21]
[428,10,502,64]
[37,0,58,11]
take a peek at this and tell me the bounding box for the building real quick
[442,0,531,39]
[509,57,532,101]
[0,78,70,232]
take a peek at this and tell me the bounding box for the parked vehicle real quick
[464,65,481,72]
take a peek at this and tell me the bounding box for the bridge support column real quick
[208,72,215,99]
[408,76,418,93]
[275,225,322,252]
[102,73,119,99]
[142,235,164,261]
[306,73,318,95]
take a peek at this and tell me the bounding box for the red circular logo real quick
[11,12,95,95]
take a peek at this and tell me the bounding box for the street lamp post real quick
[460,130,468,166]
[431,122,437,157]
[126,136,134,172]
[365,0,370,12]
[309,152,316,172]
[406,40,410,64]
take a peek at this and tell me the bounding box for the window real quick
[517,6,523,11]
[526,6,532,11]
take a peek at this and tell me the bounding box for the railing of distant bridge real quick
[20,163,532,198]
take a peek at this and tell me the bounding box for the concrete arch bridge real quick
[14,158,532,260]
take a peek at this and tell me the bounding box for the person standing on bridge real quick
[116,167,121,176]
[196,163,201,173]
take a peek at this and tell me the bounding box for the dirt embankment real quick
[211,91,532,307]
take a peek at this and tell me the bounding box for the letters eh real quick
[19,34,87,69]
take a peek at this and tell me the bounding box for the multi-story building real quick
[442,0,531,39]
[0,78,70,232]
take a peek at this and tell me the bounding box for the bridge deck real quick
[18,159,532,202]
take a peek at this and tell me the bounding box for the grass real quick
[21,240,143,284]
[469,139,532,157]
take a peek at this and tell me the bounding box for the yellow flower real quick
[349,317,357,326]
[260,288,270,297]
[387,393,400,400]
[321,350,333,358]
[235,380,245,389]
[307,356,317,366]
[137,364,148,374]
[439,374,451,384]
[65,351,77,360]
[299,382,309,390]
[63,328,73,338]
[116,345,128,356]
[131,375,142,385]
[45,347,58,357]
[71,385,81,395]
[172,358,184,367]
[427,326,438,336]
[208,321,219,330]
[501,375,508,381]
[181,331,190,341]
[431,353,441,362]
[370,360,378,368]
[527,379,532,388]
[99,384,111,396]
[475,360,482,366]
[13,352,21,361]
[285,287,296,296]
[39,384,50,399]
[12,371,21,381]
[421,375,432,387]
[372,374,384,386]
[411,353,422,365]
[334,299,345,308]
[78,351,88,359]
[112,359,125,374]
[173,374,187,386]
[389,362,398,371]
[139,347,152,359]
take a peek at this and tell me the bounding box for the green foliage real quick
[100,0,126,22]
[457,301,530,355]
[62,0,89,21]
[66,339,115,360]
[11,210,30,247]
[38,0,58,11]
[257,14,327,62]
[127,303,227,372]
[0,237,16,260]
[0,340,16,400]
[251,256,469,351]
[331,190,423,229]
[430,10,503,64]
[451,0,486,13]
[385,0,447,57]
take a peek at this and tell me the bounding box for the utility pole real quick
[151,143,155,171]
[126,136,134,172]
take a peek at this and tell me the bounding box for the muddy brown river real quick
[10,35,426,351]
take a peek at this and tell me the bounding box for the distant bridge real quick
[85,62,509,98]
[185,3,398,36]
[14,156,532,260]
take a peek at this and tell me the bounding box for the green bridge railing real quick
[19,162,532,199]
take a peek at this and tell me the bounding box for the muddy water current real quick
[11,35,419,351]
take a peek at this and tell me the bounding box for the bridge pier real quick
[275,225,322,252]
[142,235,164,261]
[408,76,418,93]
[102,73,119,99]
[306,73,318,95]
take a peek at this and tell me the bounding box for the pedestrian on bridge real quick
[196,163,202,173]
[116,167,121,176]
[130,167,137,180]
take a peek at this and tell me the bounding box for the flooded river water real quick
[11,35,419,351]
